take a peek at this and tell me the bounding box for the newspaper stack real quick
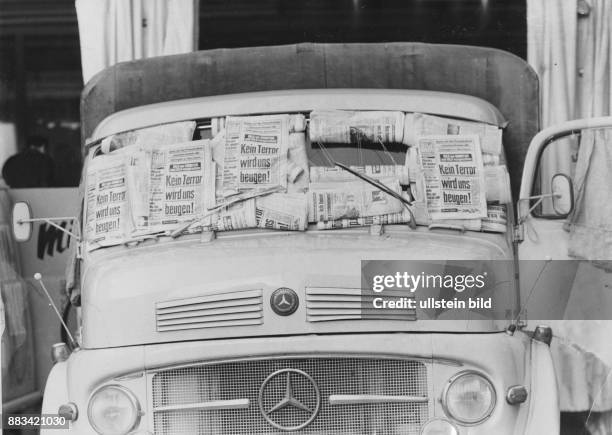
[309,110,404,144]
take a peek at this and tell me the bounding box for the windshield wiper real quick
[334,161,417,229]
[170,186,282,238]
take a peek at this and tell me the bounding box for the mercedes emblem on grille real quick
[270,287,299,316]
[258,368,321,431]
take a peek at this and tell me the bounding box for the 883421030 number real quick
[4,414,69,430]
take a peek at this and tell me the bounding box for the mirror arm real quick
[18,217,81,242]
[517,194,561,224]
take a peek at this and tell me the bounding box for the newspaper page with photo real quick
[85,153,130,250]
[221,115,289,196]
[309,110,404,143]
[416,135,487,220]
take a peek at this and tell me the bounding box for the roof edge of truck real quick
[88,88,507,143]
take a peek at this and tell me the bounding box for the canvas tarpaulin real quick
[81,43,540,200]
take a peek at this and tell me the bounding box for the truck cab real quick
[24,43,589,434]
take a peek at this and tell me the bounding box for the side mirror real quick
[551,173,574,216]
[11,201,33,242]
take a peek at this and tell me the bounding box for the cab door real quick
[516,116,612,322]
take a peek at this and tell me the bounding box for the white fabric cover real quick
[75,0,197,83]
[528,2,612,432]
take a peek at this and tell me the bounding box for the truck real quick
[11,42,593,434]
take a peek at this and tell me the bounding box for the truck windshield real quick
[84,110,510,252]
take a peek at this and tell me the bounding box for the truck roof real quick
[81,42,539,197]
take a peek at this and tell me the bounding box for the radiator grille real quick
[151,357,429,434]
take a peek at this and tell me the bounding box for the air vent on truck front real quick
[156,289,263,332]
[306,287,417,322]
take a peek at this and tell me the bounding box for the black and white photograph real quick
[1,1,612,434]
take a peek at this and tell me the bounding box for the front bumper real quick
[42,331,558,434]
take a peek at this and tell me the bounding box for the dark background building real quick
[0,0,526,187]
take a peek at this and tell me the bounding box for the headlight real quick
[420,418,459,435]
[442,371,496,425]
[88,385,141,435]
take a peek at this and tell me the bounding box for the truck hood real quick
[81,227,514,348]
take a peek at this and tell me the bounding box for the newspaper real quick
[287,133,310,193]
[482,204,507,233]
[85,153,130,250]
[416,135,487,220]
[308,177,403,222]
[404,113,502,155]
[484,165,512,203]
[409,200,481,231]
[309,110,404,144]
[125,148,151,229]
[289,114,307,133]
[211,114,304,138]
[100,121,196,154]
[316,207,411,230]
[147,140,212,231]
[255,193,308,231]
[221,115,289,196]
[204,199,257,232]
[310,165,409,185]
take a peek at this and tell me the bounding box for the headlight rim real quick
[87,384,141,435]
[441,370,497,426]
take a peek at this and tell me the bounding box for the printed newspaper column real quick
[416,135,487,220]
[148,140,211,231]
[85,153,130,250]
[221,115,289,196]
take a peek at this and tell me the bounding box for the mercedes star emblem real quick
[270,287,299,316]
[258,368,321,431]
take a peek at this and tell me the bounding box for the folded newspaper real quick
[308,177,404,222]
[256,193,308,231]
[100,121,196,154]
[316,207,411,230]
[221,115,290,196]
[404,113,502,155]
[85,153,131,251]
[287,133,310,193]
[410,200,507,233]
[415,135,487,220]
[484,165,512,204]
[310,165,409,186]
[309,110,404,144]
